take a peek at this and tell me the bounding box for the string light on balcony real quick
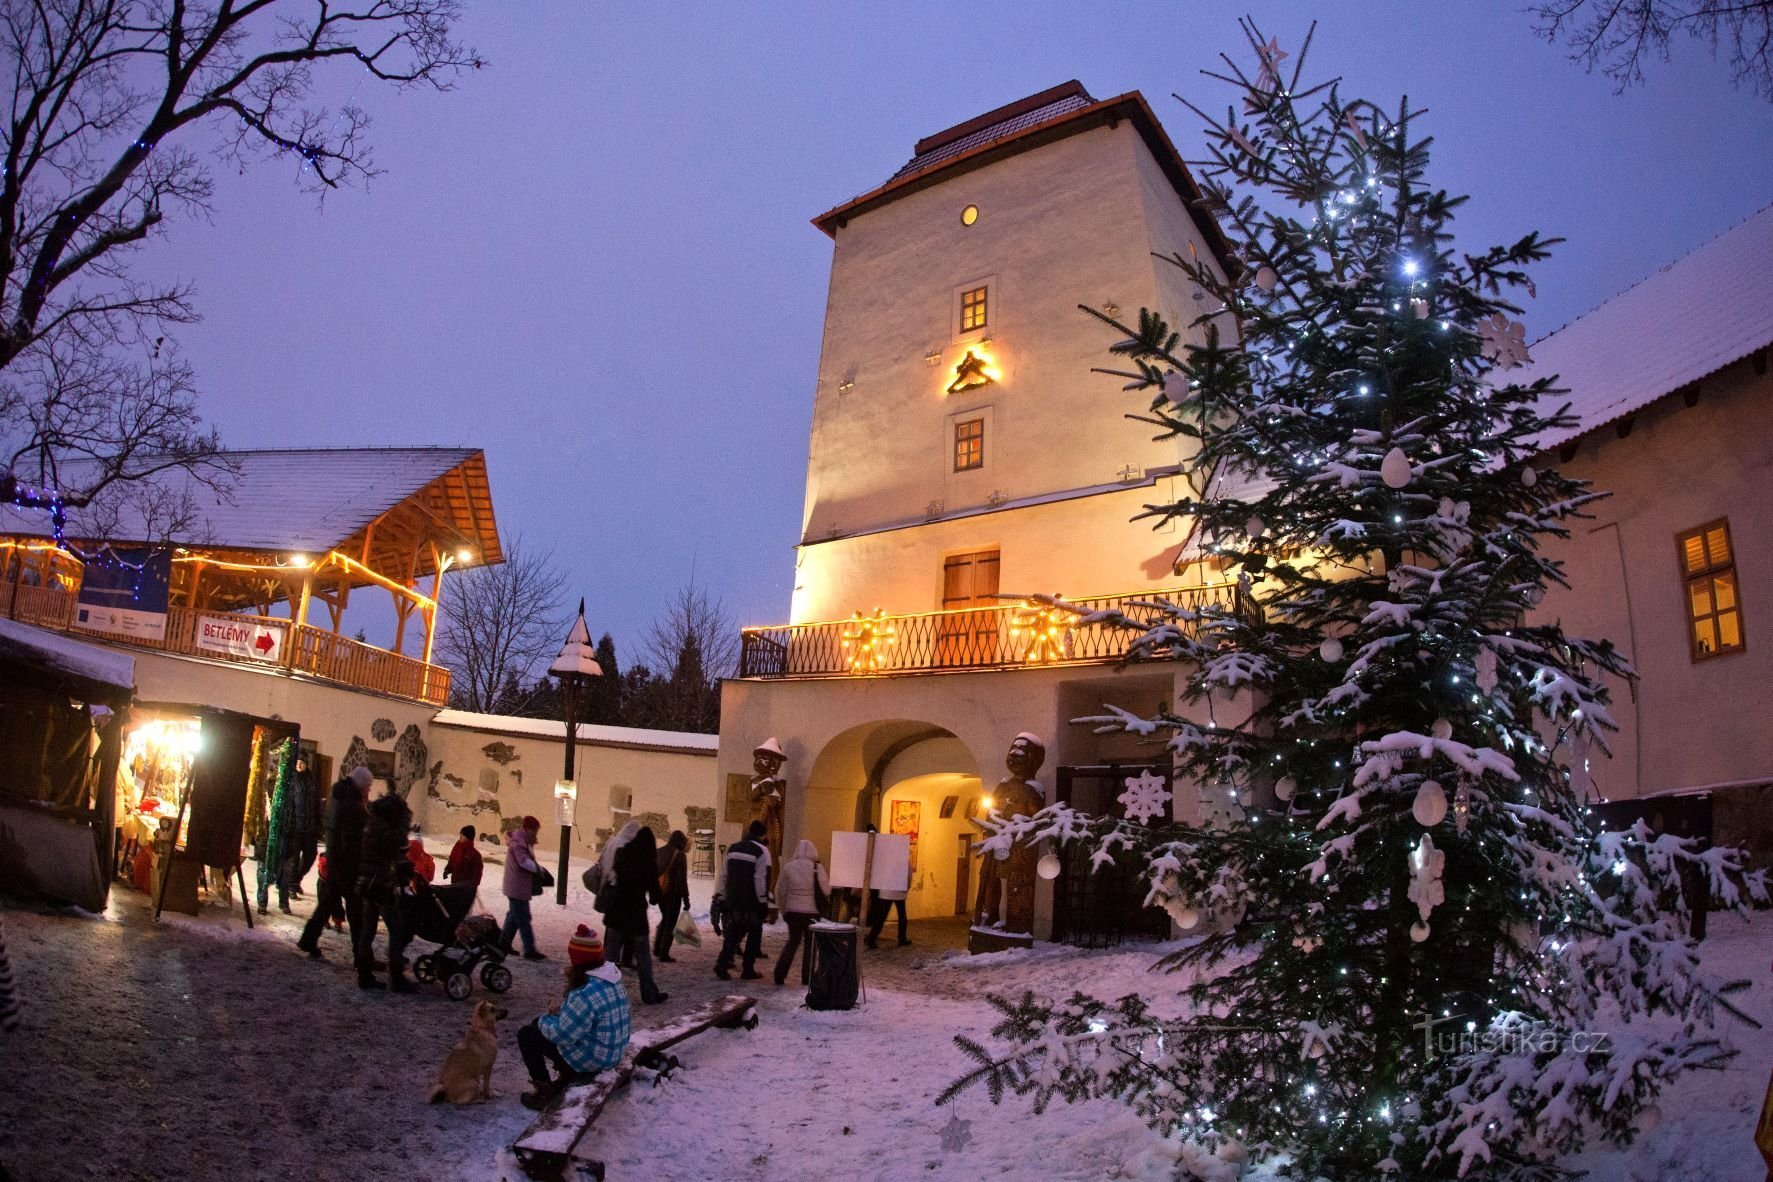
[841,608,896,672]
[1012,598,1071,664]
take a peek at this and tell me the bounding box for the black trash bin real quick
[806,921,859,1011]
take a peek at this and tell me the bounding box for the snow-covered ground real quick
[1,846,1768,1182]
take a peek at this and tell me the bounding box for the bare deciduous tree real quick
[1534,0,1773,99]
[640,583,738,681]
[435,536,567,713]
[0,1,482,517]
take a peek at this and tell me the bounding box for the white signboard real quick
[74,604,167,642]
[195,614,286,662]
[828,831,910,892]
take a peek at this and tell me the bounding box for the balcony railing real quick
[0,584,452,706]
[738,582,1242,679]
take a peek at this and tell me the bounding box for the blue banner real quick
[76,547,171,641]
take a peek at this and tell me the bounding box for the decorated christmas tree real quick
[942,23,1767,1181]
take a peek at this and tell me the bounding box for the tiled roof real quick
[0,446,495,557]
[1522,202,1773,451]
[888,83,1096,182]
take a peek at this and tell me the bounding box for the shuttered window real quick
[1677,519,1744,660]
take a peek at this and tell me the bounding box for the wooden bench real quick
[512,993,758,1181]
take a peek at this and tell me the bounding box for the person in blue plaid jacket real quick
[518,926,632,1110]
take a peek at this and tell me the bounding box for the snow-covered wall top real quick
[0,616,135,691]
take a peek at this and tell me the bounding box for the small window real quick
[960,285,988,333]
[953,417,984,471]
[1678,519,1744,660]
[960,204,979,226]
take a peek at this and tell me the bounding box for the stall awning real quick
[0,615,134,701]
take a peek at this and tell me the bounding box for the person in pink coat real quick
[500,816,547,960]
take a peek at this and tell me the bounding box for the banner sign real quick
[195,614,286,662]
[75,547,171,642]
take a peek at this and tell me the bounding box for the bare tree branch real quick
[434,536,567,714]
[1533,0,1773,99]
[0,1,481,516]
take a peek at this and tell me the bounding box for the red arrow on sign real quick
[254,632,276,656]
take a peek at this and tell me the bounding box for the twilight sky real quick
[145,2,1773,667]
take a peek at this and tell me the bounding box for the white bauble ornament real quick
[1175,907,1200,930]
[1633,1105,1661,1135]
[1521,466,1538,488]
[1409,298,1428,320]
[1319,636,1344,663]
[1252,265,1278,292]
[1246,515,1265,540]
[1380,447,1412,489]
[1162,372,1189,403]
[1308,1038,1327,1059]
[1274,775,1297,802]
[1413,780,1448,827]
[1037,853,1062,880]
[1410,921,1430,943]
[1431,718,1453,741]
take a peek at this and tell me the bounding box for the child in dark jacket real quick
[444,824,484,888]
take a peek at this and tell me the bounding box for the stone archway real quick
[793,719,982,892]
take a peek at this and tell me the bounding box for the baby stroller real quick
[405,881,512,1000]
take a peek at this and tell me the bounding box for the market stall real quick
[0,617,133,910]
[112,703,298,922]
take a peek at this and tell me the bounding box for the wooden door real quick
[936,548,1001,665]
[955,833,972,915]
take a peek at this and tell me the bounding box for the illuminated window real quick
[960,285,989,333]
[953,418,984,471]
[1678,519,1744,660]
[961,204,979,226]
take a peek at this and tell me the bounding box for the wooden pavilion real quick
[0,447,502,704]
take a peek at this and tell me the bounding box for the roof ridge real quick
[1529,198,1773,347]
[912,80,1091,156]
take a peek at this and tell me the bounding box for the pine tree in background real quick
[586,633,623,724]
[943,23,1766,1180]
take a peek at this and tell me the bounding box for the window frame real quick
[1675,517,1746,662]
[953,416,985,472]
[959,284,989,334]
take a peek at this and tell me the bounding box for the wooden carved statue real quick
[747,737,788,875]
[969,733,1046,953]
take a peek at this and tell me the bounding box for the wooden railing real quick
[737,582,1243,679]
[0,584,451,705]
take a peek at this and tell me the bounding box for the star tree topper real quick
[1119,769,1173,825]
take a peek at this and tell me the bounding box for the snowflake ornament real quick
[1408,833,1445,922]
[939,1110,973,1152]
[1119,769,1173,824]
[1478,313,1532,369]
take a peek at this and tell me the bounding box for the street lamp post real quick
[549,600,603,906]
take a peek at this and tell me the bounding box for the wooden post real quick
[557,674,578,907]
[423,549,450,666]
[853,830,875,999]
[287,571,313,671]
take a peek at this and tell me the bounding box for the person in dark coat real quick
[282,754,323,897]
[714,820,772,981]
[443,824,484,889]
[652,830,692,963]
[355,788,415,992]
[297,767,370,961]
[599,826,668,1005]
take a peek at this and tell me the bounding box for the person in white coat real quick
[772,839,829,986]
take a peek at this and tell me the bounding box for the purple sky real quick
[146,4,1773,667]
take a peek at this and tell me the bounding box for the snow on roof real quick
[888,81,1096,182]
[1521,202,1773,452]
[0,615,134,692]
[430,710,719,755]
[0,447,490,555]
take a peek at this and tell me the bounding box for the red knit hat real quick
[567,924,603,967]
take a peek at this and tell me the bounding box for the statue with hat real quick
[969,733,1046,954]
[747,738,789,892]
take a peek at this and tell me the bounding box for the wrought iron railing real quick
[0,584,452,705]
[737,582,1241,679]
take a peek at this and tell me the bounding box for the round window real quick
[961,204,979,226]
